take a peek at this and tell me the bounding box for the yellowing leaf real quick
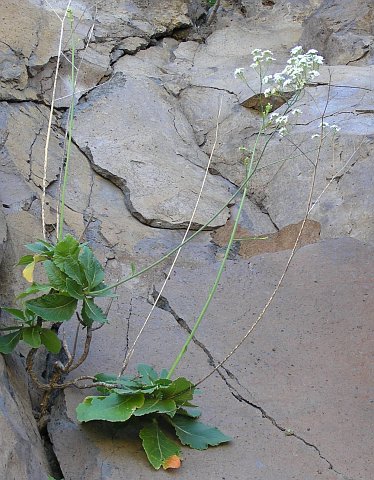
[22,254,46,283]
[162,455,181,470]
[22,262,36,283]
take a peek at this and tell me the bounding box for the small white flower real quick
[264,87,272,97]
[274,73,285,83]
[330,124,341,132]
[309,70,320,78]
[234,67,245,79]
[291,108,302,115]
[279,127,288,137]
[311,133,320,139]
[283,78,293,88]
[291,46,303,55]
[319,121,330,128]
[262,75,272,84]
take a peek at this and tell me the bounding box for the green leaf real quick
[169,415,231,450]
[94,372,134,386]
[26,294,77,322]
[44,260,68,290]
[16,283,51,299]
[162,377,195,404]
[78,245,105,289]
[17,255,35,266]
[2,307,25,321]
[113,384,158,395]
[40,329,61,354]
[66,278,84,300]
[177,406,202,418]
[155,378,172,388]
[53,235,85,285]
[22,326,41,348]
[93,373,139,393]
[137,364,158,384]
[0,330,22,354]
[133,398,176,417]
[76,392,144,422]
[159,369,169,379]
[26,240,54,255]
[82,298,107,325]
[24,308,38,324]
[139,422,181,470]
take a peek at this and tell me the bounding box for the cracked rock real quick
[156,237,373,480]
[0,207,7,265]
[71,74,233,229]
[0,354,51,479]
[300,0,374,65]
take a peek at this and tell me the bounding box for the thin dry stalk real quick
[41,0,73,240]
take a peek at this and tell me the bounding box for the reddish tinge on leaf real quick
[162,454,181,470]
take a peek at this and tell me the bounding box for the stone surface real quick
[0,207,6,265]
[0,354,51,479]
[1,0,374,478]
[154,238,374,480]
[46,238,374,479]
[300,0,374,65]
[71,73,233,229]
[47,264,337,480]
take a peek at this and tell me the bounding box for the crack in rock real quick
[149,287,249,391]
[150,289,355,480]
[230,391,356,480]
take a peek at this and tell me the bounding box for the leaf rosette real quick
[76,364,231,470]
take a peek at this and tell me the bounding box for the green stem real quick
[58,12,75,241]
[167,127,263,379]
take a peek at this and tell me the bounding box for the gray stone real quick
[0,0,84,101]
[0,355,50,479]
[0,101,92,234]
[47,272,336,480]
[153,237,374,480]
[71,74,233,229]
[0,208,7,266]
[300,0,374,65]
[46,238,373,479]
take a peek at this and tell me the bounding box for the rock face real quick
[300,0,374,65]
[0,0,373,479]
[0,355,50,479]
[47,238,374,480]
[0,208,6,265]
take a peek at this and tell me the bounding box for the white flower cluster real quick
[263,46,324,96]
[312,122,341,139]
[269,112,289,137]
[250,48,275,71]
[267,108,302,137]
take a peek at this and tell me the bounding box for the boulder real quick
[0,355,50,479]
[300,0,374,65]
